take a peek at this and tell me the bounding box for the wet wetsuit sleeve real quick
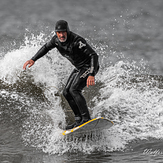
[90,53,99,76]
[31,36,57,62]
[75,38,99,76]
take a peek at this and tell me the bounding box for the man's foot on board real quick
[73,118,91,128]
[65,112,91,130]
[65,116,82,130]
[65,122,78,130]
[65,118,91,130]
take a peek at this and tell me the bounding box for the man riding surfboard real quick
[23,20,99,130]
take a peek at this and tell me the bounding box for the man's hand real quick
[87,76,95,87]
[23,59,35,70]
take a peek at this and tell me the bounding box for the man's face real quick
[56,31,67,42]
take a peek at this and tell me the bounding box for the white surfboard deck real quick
[62,117,113,136]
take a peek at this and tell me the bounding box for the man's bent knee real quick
[69,86,80,97]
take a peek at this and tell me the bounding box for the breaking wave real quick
[1,33,163,154]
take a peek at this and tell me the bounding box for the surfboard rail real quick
[62,117,113,136]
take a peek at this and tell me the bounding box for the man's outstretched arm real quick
[23,43,51,70]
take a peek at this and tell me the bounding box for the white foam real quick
[1,33,163,154]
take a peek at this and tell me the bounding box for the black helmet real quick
[55,20,70,33]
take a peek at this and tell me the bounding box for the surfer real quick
[23,20,99,130]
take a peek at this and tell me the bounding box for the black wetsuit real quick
[31,31,99,124]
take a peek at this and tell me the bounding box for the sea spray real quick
[1,33,163,155]
[92,60,163,150]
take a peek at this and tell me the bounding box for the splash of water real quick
[1,33,163,155]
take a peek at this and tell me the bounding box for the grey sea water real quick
[1,0,163,162]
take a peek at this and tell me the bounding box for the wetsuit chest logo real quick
[79,41,86,49]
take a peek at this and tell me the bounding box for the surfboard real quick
[62,117,113,136]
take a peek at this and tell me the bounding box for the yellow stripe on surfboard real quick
[62,117,111,135]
